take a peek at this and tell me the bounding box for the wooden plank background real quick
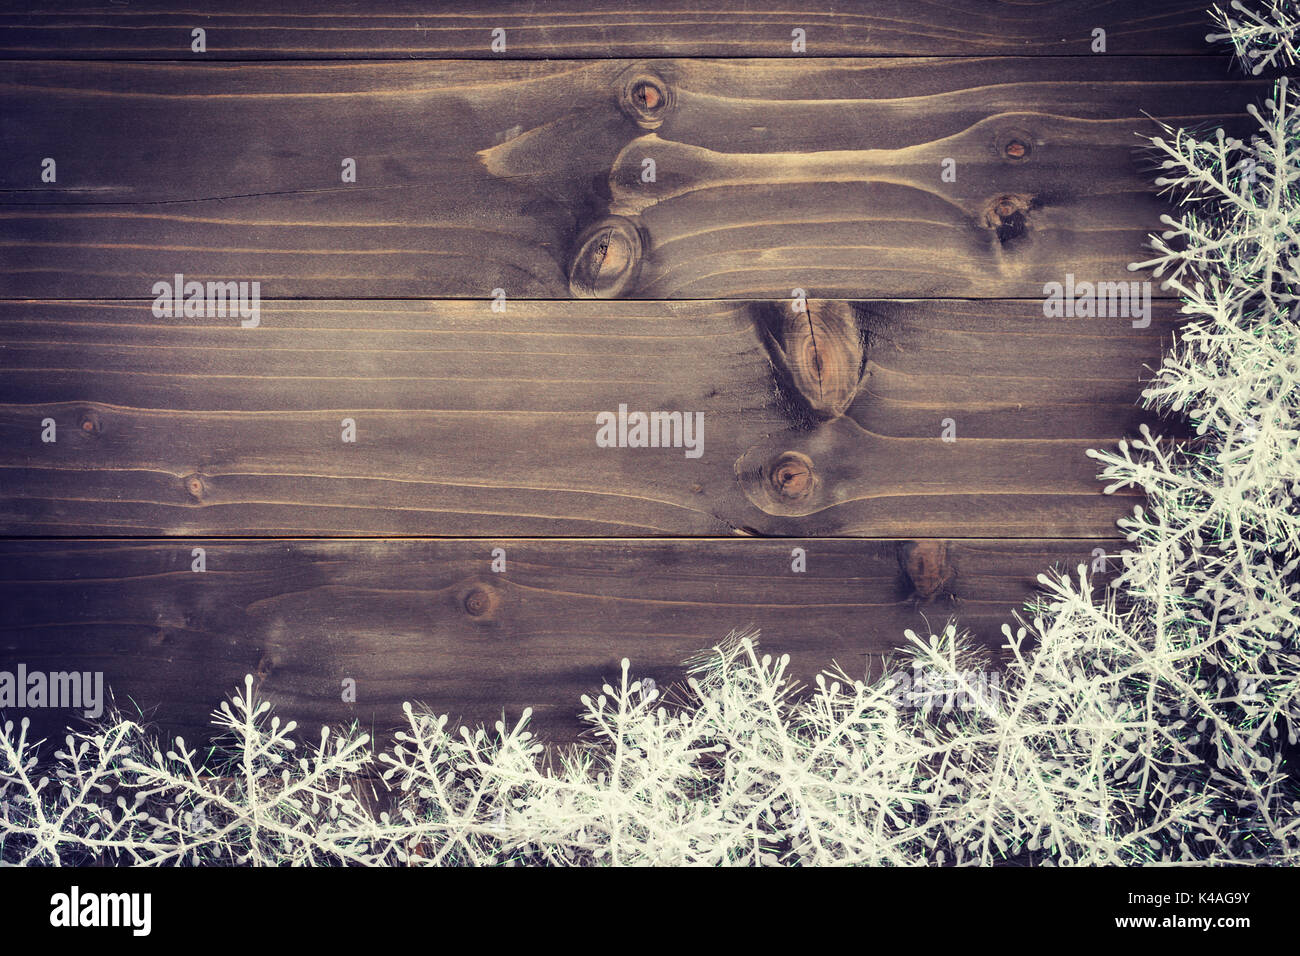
[0,58,1262,298]
[0,538,1107,746]
[0,2,1255,747]
[0,1,1225,59]
[0,298,1177,537]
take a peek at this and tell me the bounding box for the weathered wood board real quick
[0,4,1248,755]
[0,298,1179,537]
[0,537,1107,746]
[0,1,1227,59]
[0,58,1263,299]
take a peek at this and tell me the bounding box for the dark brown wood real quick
[0,537,1111,747]
[0,58,1265,299]
[0,12,1233,763]
[0,298,1181,537]
[0,2,1224,59]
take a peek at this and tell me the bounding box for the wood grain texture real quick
[0,11,1231,759]
[0,298,1181,537]
[0,58,1264,299]
[0,1,1224,59]
[0,537,1110,746]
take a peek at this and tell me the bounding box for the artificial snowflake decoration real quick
[1209,1,1299,75]
[2,676,384,866]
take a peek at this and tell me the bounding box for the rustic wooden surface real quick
[0,58,1262,299]
[0,537,1108,746]
[0,4,1246,748]
[0,298,1179,537]
[0,1,1225,59]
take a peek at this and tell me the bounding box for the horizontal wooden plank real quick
[0,537,1111,747]
[0,2,1223,59]
[0,298,1179,537]
[0,58,1264,299]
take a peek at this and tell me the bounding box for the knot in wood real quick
[463,585,500,618]
[635,83,660,110]
[766,451,817,502]
[994,126,1034,163]
[185,474,205,499]
[983,193,1033,246]
[569,215,644,298]
[898,540,955,602]
[255,654,275,680]
[79,410,101,436]
[779,300,865,419]
[618,67,672,130]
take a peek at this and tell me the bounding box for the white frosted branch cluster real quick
[2,593,1295,865]
[4,10,1300,867]
[1209,1,1299,75]
[1,676,381,866]
[1085,69,1300,861]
